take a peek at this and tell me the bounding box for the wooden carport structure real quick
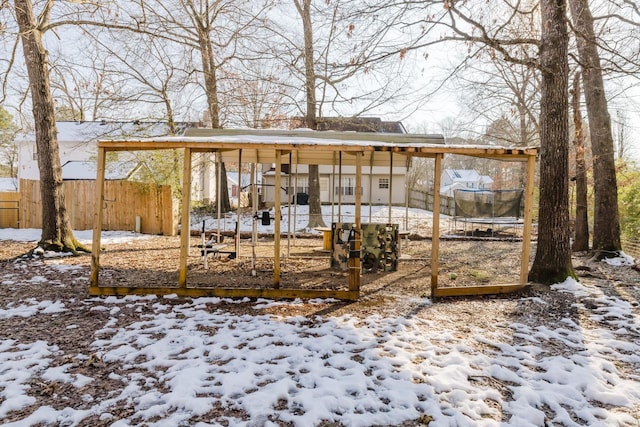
[89,129,539,300]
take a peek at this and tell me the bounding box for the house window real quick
[335,177,354,196]
[296,177,309,194]
[378,178,389,189]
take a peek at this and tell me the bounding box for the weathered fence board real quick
[17,179,177,235]
[408,189,455,215]
[0,192,20,228]
[622,237,640,259]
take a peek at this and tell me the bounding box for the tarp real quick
[454,189,523,219]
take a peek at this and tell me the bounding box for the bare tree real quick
[121,0,273,212]
[0,105,18,180]
[528,0,575,283]
[85,29,198,127]
[569,0,622,259]
[452,9,541,149]
[266,0,425,228]
[614,110,630,161]
[224,62,293,129]
[47,37,127,122]
[13,0,87,253]
[571,71,589,252]
[377,0,574,283]
[291,0,324,228]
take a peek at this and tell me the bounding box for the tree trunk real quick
[571,71,589,252]
[15,0,87,253]
[199,26,231,213]
[528,0,575,284]
[568,0,621,259]
[296,0,326,228]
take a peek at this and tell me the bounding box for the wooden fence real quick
[0,179,177,235]
[408,189,455,215]
[0,192,20,228]
[622,237,640,259]
[409,189,527,218]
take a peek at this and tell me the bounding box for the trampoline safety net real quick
[453,189,523,219]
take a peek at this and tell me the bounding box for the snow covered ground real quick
[1,216,640,426]
[190,204,438,236]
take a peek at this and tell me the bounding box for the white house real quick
[0,177,17,191]
[440,169,494,197]
[17,121,167,180]
[15,121,216,202]
[261,164,408,206]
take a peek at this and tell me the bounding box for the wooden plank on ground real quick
[432,284,529,298]
[88,286,360,301]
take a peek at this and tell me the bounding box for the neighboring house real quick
[61,160,138,180]
[17,121,175,181]
[260,116,409,206]
[262,164,408,206]
[226,171,261,208]
[440,169,494,197]
[226,171,255,197]
[315,117,407,133]
[15,121,214,201]
[0,177,17,191]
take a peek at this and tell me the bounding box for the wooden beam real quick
[88,286,359,301]
[90,146,107,287]
[179,147,192,287]
[88,129,540,302]
[338,152,342,216]
[432,284,529,298]
[349,151,362,293]
[368,152,374,222]
[274,150,282,288]
[236,149,242,258]
[520,154,537,284]
[388,152,393,223]
[431,153,443,296]
[184,127,445,145]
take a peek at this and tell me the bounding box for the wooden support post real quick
[431,153,443,297]
[520,154,536,285]
[404,157,410,231]
[274,150,282,288]
[90,146,107,287]
[179,147,192,288]
[388,152,393,224]
[251,162,257,276]
[331,152,336,224]
[287,152,292,257]
[369,152,374,222]
[338,152,343,222]
[216,152,222,244]
[293,155,298,248]
[349,151,362,293]
[236,149,242,258]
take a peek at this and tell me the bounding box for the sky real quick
[1,206,640,426]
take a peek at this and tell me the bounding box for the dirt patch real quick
[3,234,639,315]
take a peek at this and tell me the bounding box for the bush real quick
[618,163,640,240]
